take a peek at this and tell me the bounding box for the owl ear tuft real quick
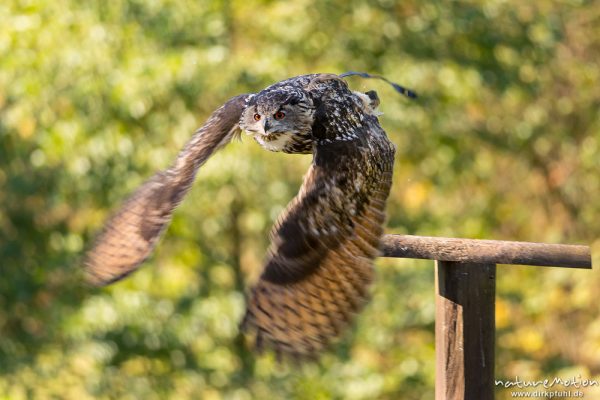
[339,71,418,99]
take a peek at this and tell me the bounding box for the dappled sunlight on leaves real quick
[1,0,599,398]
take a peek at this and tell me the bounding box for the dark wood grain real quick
[381,234,591,269]
[435,261,496,400]
[382,235,591,399]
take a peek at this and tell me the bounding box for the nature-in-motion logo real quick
[495,375,599,398]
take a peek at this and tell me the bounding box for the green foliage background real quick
[1,1,599,399]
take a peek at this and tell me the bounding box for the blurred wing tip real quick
[84,270,133,287]
[83,267,113,287]
[82,265,109,287]
[82,254,141,287]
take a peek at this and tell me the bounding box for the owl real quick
[84,73,413,360]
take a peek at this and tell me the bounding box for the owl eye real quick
[253,113,261,121]
[274,111,286,120]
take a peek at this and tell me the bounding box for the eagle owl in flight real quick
[85,73,414,360]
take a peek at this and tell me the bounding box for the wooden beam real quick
[436,261,496,400]
[381,234,591,269]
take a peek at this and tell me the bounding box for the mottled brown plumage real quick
[239,74,395,359]
[85,73,403,361]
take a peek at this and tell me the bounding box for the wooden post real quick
[435,261,496,400]
[378,234,591,399]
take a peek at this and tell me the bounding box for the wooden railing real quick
[380,234,593,400]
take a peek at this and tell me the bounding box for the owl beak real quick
[262,119,272,133]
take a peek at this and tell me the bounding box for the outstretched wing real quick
[241,138,394,360]
[84,94,252,286]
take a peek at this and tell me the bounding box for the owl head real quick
[239,73,392,154]
[239,83,316,154]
